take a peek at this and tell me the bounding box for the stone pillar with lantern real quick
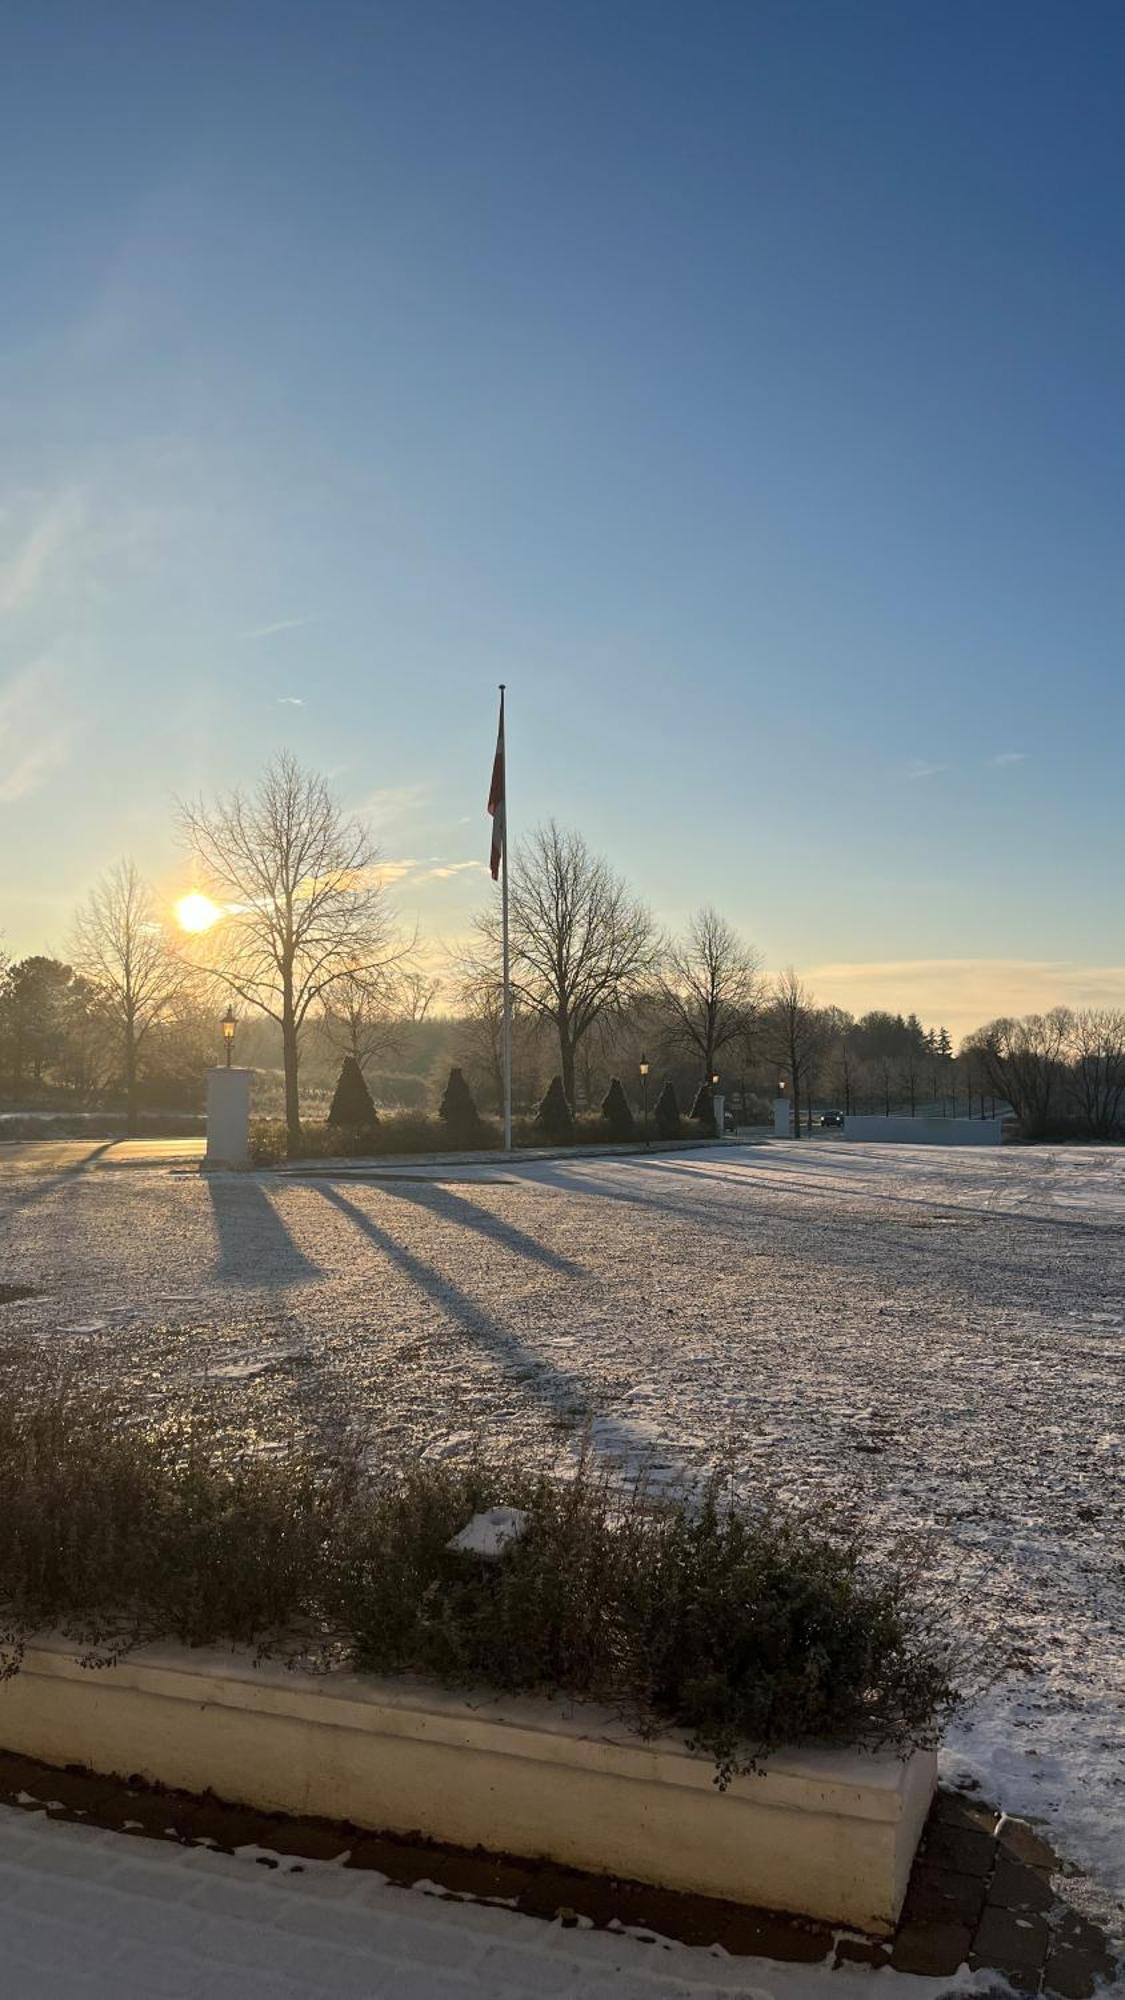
[205,1007,252,1169]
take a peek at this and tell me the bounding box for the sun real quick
[175,892,223,934]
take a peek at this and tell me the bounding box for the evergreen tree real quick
[440,1066,485,1147]
[689,1080,717,1134]
[536,1074,575,1144]
[654,1079,680,1139]
[601,1077,635,1140]
[328,1056,377,1130]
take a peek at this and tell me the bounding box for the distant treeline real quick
[5,756,1120,1147]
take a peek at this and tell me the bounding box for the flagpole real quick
[499,684,513,1151]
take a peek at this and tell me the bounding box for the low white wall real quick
[843,1114,1005,1146]
[0,1639,935,1935]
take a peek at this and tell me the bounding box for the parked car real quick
[820,1110,845,1128]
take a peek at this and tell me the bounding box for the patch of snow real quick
[448,1505,530,1559]
[6,1137,1124,1940]
[0,1802,1026,1996]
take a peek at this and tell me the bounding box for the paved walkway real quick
[0,1804,992,2000]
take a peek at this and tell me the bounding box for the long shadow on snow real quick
[0,1141,120,1219]
[618,1154,1125,1239]
[307,1181,662,1462]
[366,1177,584,1279]
[513,1160,1117,1315]
[205,1175,321,1284]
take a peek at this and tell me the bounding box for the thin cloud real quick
[373,858,420,887]
[906,758,946,780]
[989,750,1027,767]
[372,856,487,890]
[244,618,310,640]
[353,783,431,831]
[0,664,73,803]
[422,861,487,882]
[0,492,84,616]
[276,696,305,707]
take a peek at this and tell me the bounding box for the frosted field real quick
[2,1137,1123,1941]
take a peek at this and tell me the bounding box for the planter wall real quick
[0,1639,935,1935]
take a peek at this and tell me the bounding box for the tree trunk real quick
[124,1017,138,1137]
[560,1031,577,1111]
[282,988,301,1157]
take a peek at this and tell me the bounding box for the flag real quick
[488,689,506,881]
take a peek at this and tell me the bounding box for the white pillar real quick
[712,1093,725,1136]
[774,1096,793,1138]
[205,1068,252,1169]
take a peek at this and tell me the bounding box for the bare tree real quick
[821,1004,856,1114]
[321,967,404,1074]
[449,941,544,1115]
[72,860,189,1134]
[181,755,390,1154]
[475,821,655,1108]
[657,907,762,1084]
[1063,1009,1125,1137]
[760,970,824,1139]
[399,968,442,1023]
[962,1009,1070,1133]
[321,946,442,1080]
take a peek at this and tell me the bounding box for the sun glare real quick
[176,892,223,934]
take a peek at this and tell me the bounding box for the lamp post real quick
[711,1070,721,1138]
[639,1052,650,1148]
[222,1007,236,1069]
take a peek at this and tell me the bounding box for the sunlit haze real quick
[3,1,1125,1037]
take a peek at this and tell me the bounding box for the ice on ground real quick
[4,1136,1124,1940]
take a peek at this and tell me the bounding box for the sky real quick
[2,0,1125,1038]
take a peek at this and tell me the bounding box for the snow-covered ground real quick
[0,1800,1008,2000]
[2,1138,1123,1943]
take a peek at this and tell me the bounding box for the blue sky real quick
[2,0,1124,1033]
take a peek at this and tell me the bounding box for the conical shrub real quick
[328,1057,377,1131]
[535,1075,575,1145]
[601,1077,635,1141]
[653,1080,680,1140]
[439,1067,485,1148]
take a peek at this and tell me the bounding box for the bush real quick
[0,1374,357,1659]
[248,1119,371,1164]
[328,1058,378,1133]
[0,1374,959,1781]
[440,1067,486,1148]
[601,1078,636,1141]
[690,1082,716,1136]
[249,1112,504,1165]
[572,1114,611,1145]
[248,1120,288,1165]
[653,1080,681,1139]
[536,1075,575,1144]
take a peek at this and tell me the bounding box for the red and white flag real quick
[487,688,506,881]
